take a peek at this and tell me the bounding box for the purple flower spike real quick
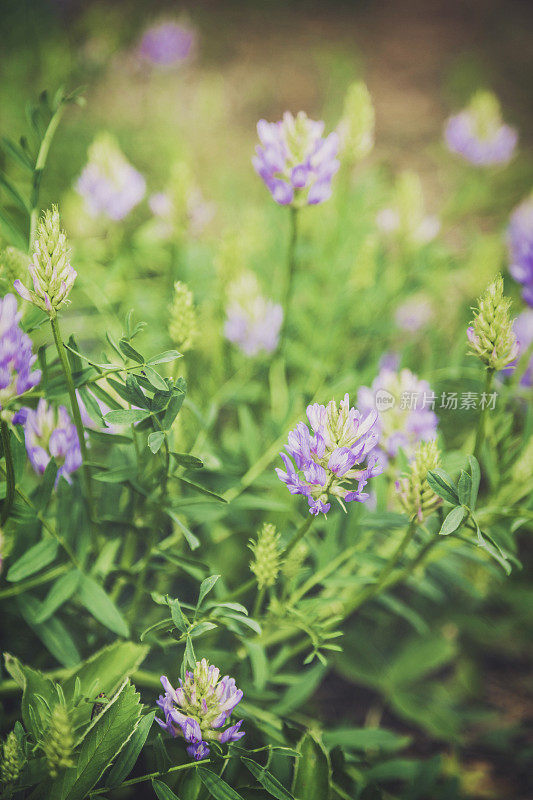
[224,274,283,357]
[276,393,382,516]
[508,195,533,307]
[444,91,517,167]
[16,399,82,484]
[156,658,244,761]
[138,21,195,68]
[0,294,41,411]
[253,111,340,207]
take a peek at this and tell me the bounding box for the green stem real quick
[281,514,314,558]
[473,368,494,460]
[87,760,208,796]
[0,421,15,525]
[253,586,266,617]
[29,103,66,251]
[282,206,299,341]
[50,315,97,545]
[0,564,68,600]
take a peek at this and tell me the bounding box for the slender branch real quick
[50,315,97,545]
[29,103,66,251]
[281,514,314,558]
[473,368,494,460]
[0,564,68,600]
[87,760,209,796]
[281,206,299,343]
[0,420,16,525]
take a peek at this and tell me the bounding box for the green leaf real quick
[197,767,244,799]
[171,452,204,470]
[323,728,410,752]
[162,393,186,429]
[144,366,169,391]
[241,757,295,800]
[4,655,55,740]
[386,633,456,688]
[197,574,221,608]
[167,595,190,632]
[107,711,156,787]
[165,509,201,551]
[77,574,130,637]
[119,339,145,363]
[7,538,58,582]
[457,471,472,507]
[292,732,331,800]
[152,778,182,800]
[105,409,151,425]
[174,477,228,503]
[51,680,142,800]
[32,459,59,511]
[147,350,182,365]
[0,172,30,213]
[438,506,466,536]
[35,569,81,623]
[148,431,165,454]
[1,136,34,170]
[17,595,80,667]
[467,455,481,509]
[426,469,460,505]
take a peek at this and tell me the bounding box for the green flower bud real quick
[1,730,24,786]
[0,247,30,288]
[249,523,281,590]
[281,540,307,582]
[168,281,198,353]
[396,440,442,522]
[43,703,75,778]
[15,206,77,317]
[467,274,518,371]
[339,81,375,163]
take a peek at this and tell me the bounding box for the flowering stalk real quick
[281,514,314,559]
[473,368,494,460]
[282,206,299,342]
[0,421,15,526]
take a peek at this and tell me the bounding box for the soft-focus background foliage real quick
[1,1,532,798]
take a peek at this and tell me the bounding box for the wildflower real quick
[1,730,24,786]
[76,133,146,221]
[395,295,433,333]
[0,294,41,411]
[16,399,82,483]
[276,393,382,516]
[168,282,198,353]
[14,207,77,316]
[357,367,438,461]
[249,523,281,589]
[43,704,74,778]
[224,273,283,357]
[138,20,195,68]
[156,659,245,760]
[502,309,533,386]
[396,440,442,522]
[0,246,29,288]
[337,81,375,163]
[507,195,533,307]
[467,275,518,371]
[376,171,440,246]
[444,90,517,167]
[253,111,340,206]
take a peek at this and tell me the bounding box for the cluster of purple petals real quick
[253,112,340,206]
[224,298,283,356]
[156,660,245,761]
[0,294,41,409]
[77,160,146,222]
[502,310,533,387]
[276,395,382,516]
[15,399,82,484]
[138,21,195,67]
[444,112,517,166]
[508,196,533,307]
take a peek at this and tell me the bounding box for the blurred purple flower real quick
[156,658,244,760]
[502,310,533,387]
[395,297,433,332]
[253,111,340,206]
[444,91,517,167]
[508,195,533,307]
[224,275,283,356]
[358,367,438,462]
[276,393,382,516]
[0,294,41,411]
[76,134,146,221]
[138,21,195,68]
[17,399,82,483]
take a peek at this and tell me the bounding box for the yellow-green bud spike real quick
[249,523,281,590]
[168,281,198,353]
[0,247,30,288]
[1,730,24,786]
[396,440,442,522]
[339,81,375,163]
[14,205,77,317]
[467,274,518,371]
[43,704,75,778]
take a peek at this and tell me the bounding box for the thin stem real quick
[87,760,208,796]
[281,514,314,558]
[281,206,299,342]
[29,103,66,250]
[50,315,97,545]
[0,421,15,525]
[0,564,68,600]
[253,586,266,617]
[473,368,494,460]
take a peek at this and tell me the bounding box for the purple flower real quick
[156,658,244,761]
[224,274,283,356]
[138,21,195,68]
[76,134,146,221]
[508,195,533,307]
[253,111,340,206]
[0,294,41,410]
[276,393,382,516]
[444,91,517,167]
[358,367,438,462]
[395,297,433,333]
[17,399,82,483]
[502,309,533,387]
